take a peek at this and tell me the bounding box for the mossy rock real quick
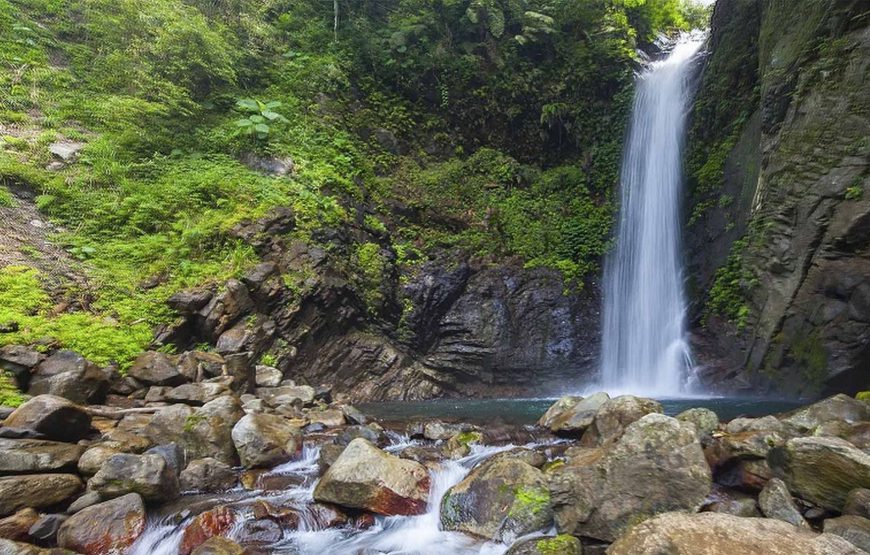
[505,534,582,555]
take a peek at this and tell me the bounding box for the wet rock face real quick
[608,512,864,555]
[685,0,870,397]
[313,438,430,516]
[441,456,553,542]
[57,494,145,555]
[551,414,711,542]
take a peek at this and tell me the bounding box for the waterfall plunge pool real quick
[357,397,804,426]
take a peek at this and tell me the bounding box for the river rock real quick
[176,351,225,382]
[28,514,66,543]
[127,351,186,386]
[845,489,870,518]
[257,385,315,406]
[237,518,281,545]
[254,366,282,388]
[143,403,193,445]
[145,443,186,476]
[769,436,870,511]
[701,486,760,517]
[505,534,583,555]
[423,421,473,441]
[759,477,808,527]
[2,395,91,442]
[0,345,42,387]
[825,515,870,553]
[182,396,244,465]
[580,395,663,445]
[781,394,870,433]
[0,474,82,516]
[191,537,245,555]
[0,538,70,554]
[313,438,430,516]
[231,413,302,468]
[77,446,121,476]
[57,493,145,555]
[0,438,84,473]
[706,430,786,469]
[608,512,864,555]
[442,457,552,542]
[66,492,101,514]
[539,393,609,434]
[180,458,236,492]
[89,453,179,502]
[179,505,236,555]
[165,383,230,406]
[726,415,786,434]
[306,409,345,428]
[28,352,108,405]
[551,413,711,541]
[0,509,39,541]
[676,407,720,435]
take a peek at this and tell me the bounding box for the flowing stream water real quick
[131,437,541,555]
[599,34,706,396]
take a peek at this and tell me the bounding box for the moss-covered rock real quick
[505,534,582,555]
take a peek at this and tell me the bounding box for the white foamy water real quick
[599,33,706,397]
[131,440,542,555]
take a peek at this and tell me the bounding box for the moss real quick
[452,431,482,446]
[535,535,578,555]
[790,332,828,393]
[704,238,753,329]
[510,485,550,518]
[0,372,26,408]
[856,392,870,402]
[183,412,207,433]
[0,185,15,207]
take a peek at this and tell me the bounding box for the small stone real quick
[28,514,67,543]
[66,492,102,514]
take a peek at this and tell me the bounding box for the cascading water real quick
[599,33,705,396]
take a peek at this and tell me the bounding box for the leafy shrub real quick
[235,98,289,140]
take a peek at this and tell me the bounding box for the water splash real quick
[599,33,706,397]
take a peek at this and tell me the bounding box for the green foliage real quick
[705,238,753,329]
[845,184,864,201]
[354,242,388,315]
[536,535,579,555]
[235,98,289,141]
[0,372,25,408]
[0,185,14,207]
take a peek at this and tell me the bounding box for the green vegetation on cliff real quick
[0,0,705,366]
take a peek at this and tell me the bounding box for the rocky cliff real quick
[685,0,870,396]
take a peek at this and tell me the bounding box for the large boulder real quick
[165,383,231,406]
[0,438,83,473]
[89,453,179,502]
[676,408,720,436]
[505,534,582,555]
[256,385,315,407]
[57,493,145,555]
[0,474,82,516]
[580,395,663,446]
[180,458,236,492]
[781,394,869,433]
[551,413,711,542]
[825,515,870,553]
[538,393,609,434]
[231,413,302,469]
[313,438,430,516]
[759,477,808,527]
[0,345,42,388]
[769,436,870,511]
[608,512,864,555]
[28,351,108,404]
[441,457,552,542]
[77,446,122,476]
[127,352,186,386]
[181,396,244,465]
[3,395,91,442]
[143,404,193,446]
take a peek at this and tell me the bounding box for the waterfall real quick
[599,34,705,396]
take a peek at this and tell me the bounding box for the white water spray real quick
[600,34,705,396]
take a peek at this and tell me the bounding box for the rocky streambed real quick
[1,346,870,554]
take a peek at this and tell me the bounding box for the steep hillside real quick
[686,0,870,396]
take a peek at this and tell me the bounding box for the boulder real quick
[844,489,870,518]
[181,396,244,465]
[191,537,245,555]
[306,409,345,428]
[144,443,186,476]
[538,393,609,434]
[0,438,83,473]
[705,430,787,471]
[781,394,869,433]
[176,351,225,382]
[0,474,82,516]
[57,493,145,555]
[608,512,863,555]
[825,515,870,553]
[3,395,91,442]
[236,518,281,545]
[179,505,236,555]
[769,436,870,511]
[254,366,282,388]
[0,509,39,541]
[580,395,663,446]
[195,279,254,342]
[676,408,720,436]
[168,289,214,314]
[77,446,121,476]
[28,356,108,405]
[759,477,808,527]
[726,415,786,434]
[66,492,101,514]
[89,453,179,502]
[231,413,302,469]
[256,385,315,406]
[336,424,385,446]
[0,345,42,387]
[0,538,69,554]
[180,458,236,492]
[423,421,473,441]
[127,352,186,386]
[165,383,230,406]
[341,404,367,425]
[313,438,430,516]
[505,535,583,555]
[551,414,711,542]
[143,404,193,446]
[441,457,552,542]
[28,514,67,543]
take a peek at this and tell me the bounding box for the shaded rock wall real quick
[685,0,870,396]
